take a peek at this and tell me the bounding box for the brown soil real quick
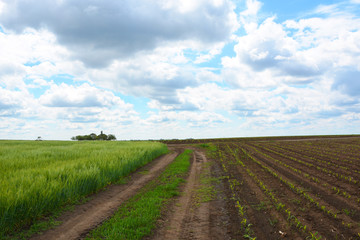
[150,138,360,239]
[30,150,180,240]
[149,148,236,240]
[218,144,304,239]
[219,139,360,239]
[151,149,210,239]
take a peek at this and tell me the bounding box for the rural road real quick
[30,150,180,240]
[151,150,211,240]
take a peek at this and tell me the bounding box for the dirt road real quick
[30,150,180,240]
[150,148,237,240]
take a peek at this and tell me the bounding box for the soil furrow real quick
[240,145,359,238]
[266,143,360,176]
[251,146,360,221]
[252,143,360,198]
[220,144,303,239]
[208,152,243,240]
[257,144,360,212]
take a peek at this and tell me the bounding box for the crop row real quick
[240,147,342,219]
[221,145,322,239]
[244,144,360,206]
[217,149,256,239]
[275,141,359,171]
[263,141,359,166]
[256,142,357,174]
[225,143,360,238]
[251,143,359,186]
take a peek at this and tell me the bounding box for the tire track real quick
[152,150,212,240]
[30,151,179,240]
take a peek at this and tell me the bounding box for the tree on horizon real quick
[71,131,116,141]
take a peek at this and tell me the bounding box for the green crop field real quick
[0,140,168,237]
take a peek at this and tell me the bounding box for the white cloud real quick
[239,0,263,34]
[241,0,262,16]
[39,83,131,108]
[0,0,238,67]
[224,7,360,90]
[235,17,298,70]
[0,28,68,65]
[194,42,226,64]
[0,28,73,91]
[1,0,360,140]
[0,88,24,115]
[79,46,203,106]
[145,110,229,128]
[0,0,5,15]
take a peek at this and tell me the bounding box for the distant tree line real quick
[71,131,116,141]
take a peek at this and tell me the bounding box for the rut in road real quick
[152,150,212,240]
[30,151,179,240]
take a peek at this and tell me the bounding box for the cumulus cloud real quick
[235,18,298,71]
[231,17,331,80]
[0,81,141,139]
[145,110,228,128]
[0,28,73,91]
[223,1,360,91]
[81,46,206,106]
[39,83,131,108]
[241,0,262,17]
[0,86,39,120]
[1,0,360,140]
[0,88,23,116]
[0,0,237,67]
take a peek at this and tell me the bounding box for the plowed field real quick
[208,137,360,239]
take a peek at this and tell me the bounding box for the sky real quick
[0,0,359,140]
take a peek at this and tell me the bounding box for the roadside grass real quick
[194,162,219,207]
[194,143,224,206]
[197,143,217,158]
[86,149,193,240]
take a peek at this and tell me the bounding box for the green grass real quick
[0,140,168,238]
[197,143,218,158]
[86,149,193,240]
[194,162,218,206]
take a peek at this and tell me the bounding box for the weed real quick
[138,170,150,175]
[276,203,285,211]
[290,198,301,205]
[268,218,278,227]
[306,231,322,240]
[253,201,268,211]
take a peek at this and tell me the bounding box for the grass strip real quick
[86,149,193,240]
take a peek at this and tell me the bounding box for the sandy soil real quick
[30,150,180,240]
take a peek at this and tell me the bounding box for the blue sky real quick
[0,0,359,140]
